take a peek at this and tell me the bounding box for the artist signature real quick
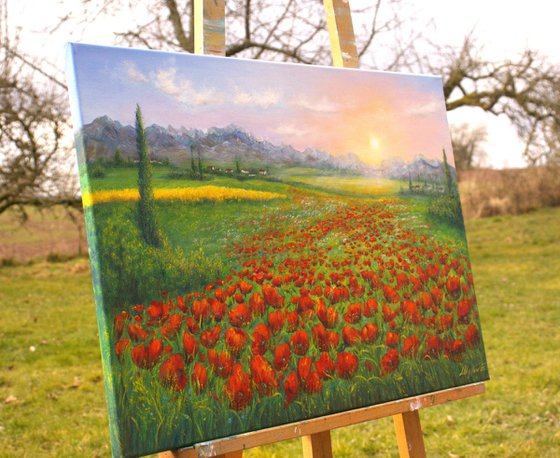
[459,363,487,377]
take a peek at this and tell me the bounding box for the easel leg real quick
[393,411,426,458]
[302,430,333,458]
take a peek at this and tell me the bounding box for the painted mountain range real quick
[81,116,367,171]
[80,115,456,180]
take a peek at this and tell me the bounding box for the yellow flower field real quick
[81,186,286,207]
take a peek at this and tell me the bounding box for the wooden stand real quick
[158,2,486,457]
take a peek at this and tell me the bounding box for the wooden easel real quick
[159,1,486,457]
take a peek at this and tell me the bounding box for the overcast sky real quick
[11,0,560,168]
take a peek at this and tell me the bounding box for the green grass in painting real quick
[0,208,559,456]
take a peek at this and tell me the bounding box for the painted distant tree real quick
[442,148,454,195]
[135,104,162,247]
[408,172,412,192]
[190,145,196,175]
[196,145,203,178]
[113,148,125,167]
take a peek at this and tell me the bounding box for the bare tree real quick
[418,35,560,165]
[0,2,78,216]
[450,123,487,172]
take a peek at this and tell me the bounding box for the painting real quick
[65,43,489,458]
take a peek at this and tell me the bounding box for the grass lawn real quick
[1,207,559,457]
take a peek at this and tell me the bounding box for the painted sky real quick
[68,44,453,166]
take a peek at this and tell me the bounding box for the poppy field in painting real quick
[105,190,487,456]
[66,44,488,457]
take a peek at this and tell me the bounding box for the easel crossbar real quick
[160,382,484,457]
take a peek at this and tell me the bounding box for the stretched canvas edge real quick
[64,42,124,458]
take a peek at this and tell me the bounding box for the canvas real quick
[65,43,489,458]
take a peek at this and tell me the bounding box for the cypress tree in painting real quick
[135,104,162,247]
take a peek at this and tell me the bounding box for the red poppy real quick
[161,314,182,339]
[401,335,420,356]
[147,300,167,325]
[401,300,422,324]
[298,294,315,314]
[447,339,466,361]
[457,299,471,323]
[234,293,244,304]
[131,338,163,370]
[395,273,409,289]
[225,363,253,411]
[191,363,208,393]
[465,323,480,347]
[159,354,187,391]
[363,298,378,317]
[446,276,461,297]
[304,371,323,394]
[192,299,210,321]
[317,301,339,329]
[127,323,150,342]
[315,352,335,379]
[286,311,300,332]
[250,355,278,396]
[208,350,234,378]
[343,302,362,324]
[385,331,400,348]
[410,275,423,292]
[439,314,453,331]
[239,281,253,295]
[215,288,227,302]
[283,371,299,406]
[290,330,310,356]
[115,338,130,361]
[329,286,349,304]
[186,316,199,334]
[312,323,329,351]
[273,343,291,371]
[225,328,248,356]
[182,332,199,362]
[342,325,361,346]
[419,291,433,310]
[382,304,397,322]
[176,295,188,312]
[298,356,313,381]
[262,284,285,308]
[228,303,252,327]
[431,286,443,305]
[381,349,399,374]
[249,292,265,316]
[251,332,267,356]
[200,324,221,349]
[426,334,443,358]
[383,285,400,304]
[268,310,285,334]
[361,323,378,343]
[114,314,124,339]
[336,352,359,379]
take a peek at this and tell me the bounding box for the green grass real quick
[1,207,559,456]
